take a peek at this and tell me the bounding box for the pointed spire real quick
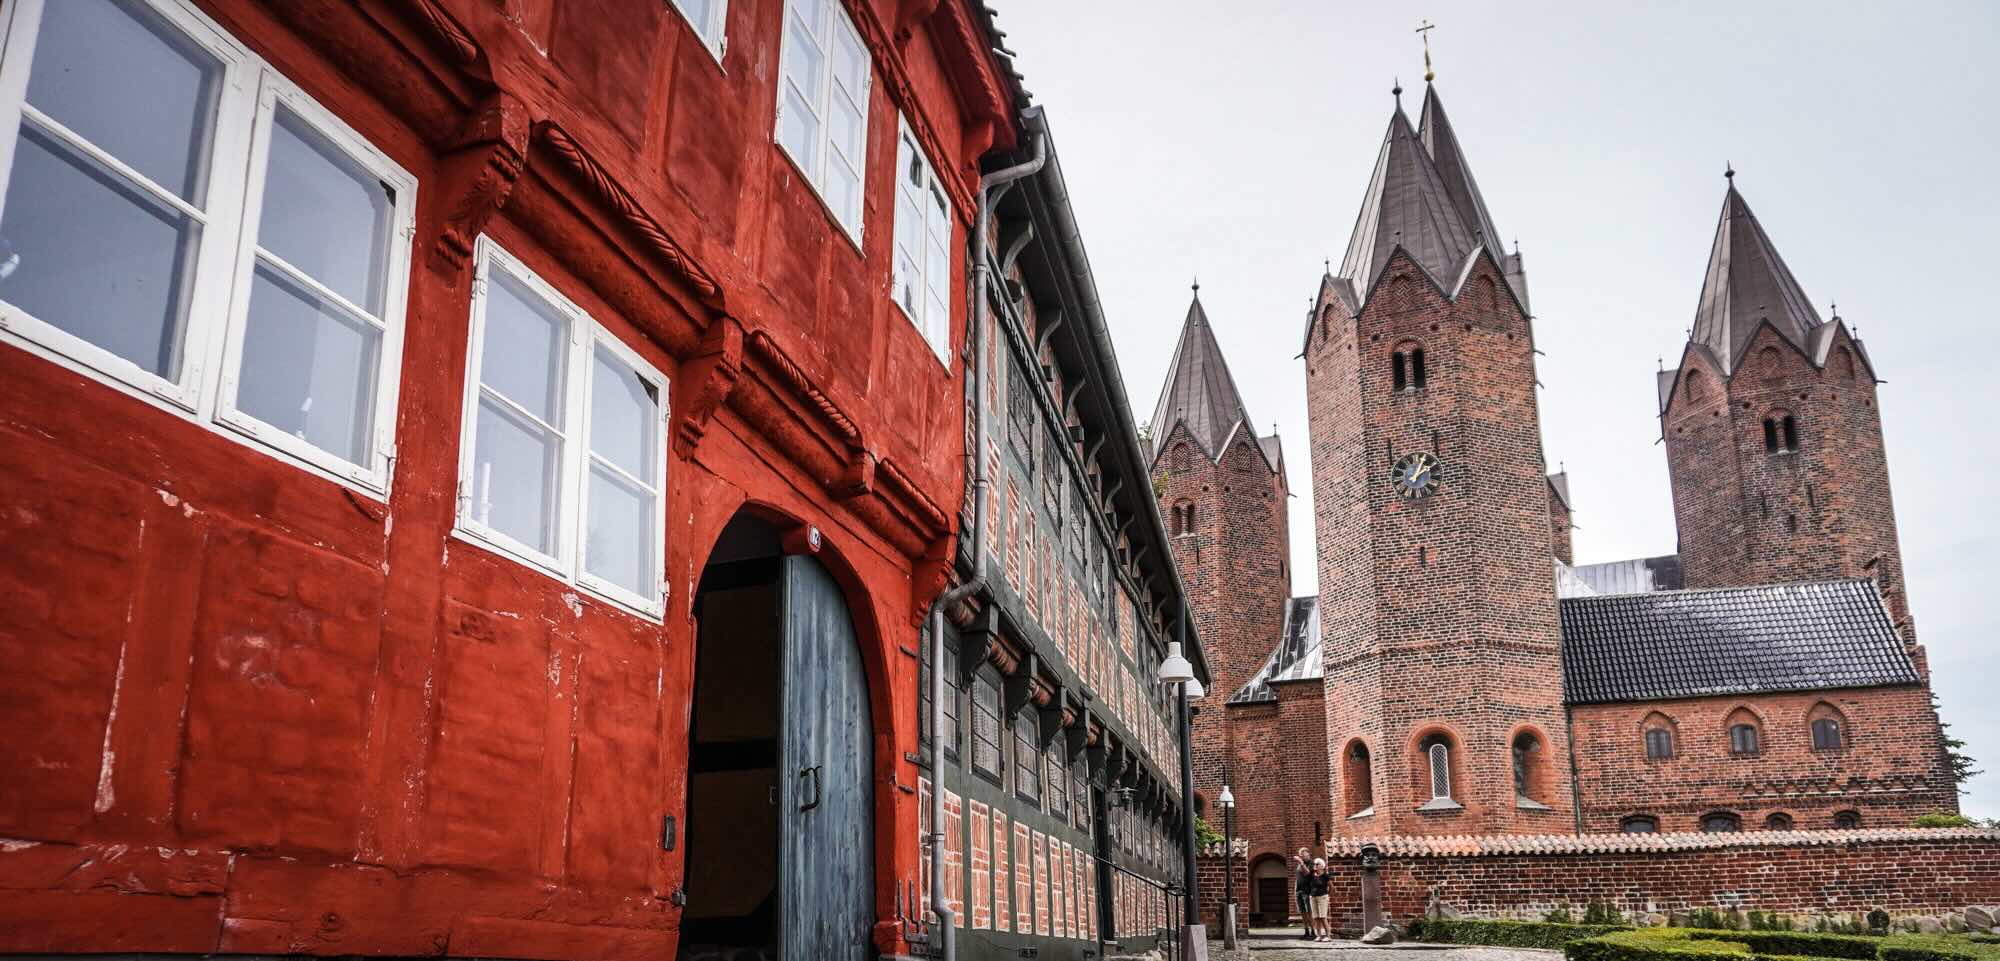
[1336,92,1477,297]
[1689,176,1824,373]
[1418,84,1502,251]
[1149,290,1263,468]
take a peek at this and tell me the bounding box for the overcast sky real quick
[993,0,2000,820]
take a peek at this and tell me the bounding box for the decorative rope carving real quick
[534,122,726,308]
[408,0,480,66]
[745,331,860,445]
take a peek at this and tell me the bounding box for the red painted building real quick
[0,1,1201,959]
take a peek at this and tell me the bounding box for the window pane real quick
[257,108,394,314]
[481,270,568,423]
[825,159,859,234]
[778,87,819,173]
[588,345,658,484]
[473,397,561,554]
[831,22,868,94]
[237,263,380,463]
[828,93,864,168]
[25,0,220,202]
[585,464,654,597]
[672,0,717,36]
[790,0,826,40]
[782,17,825,110]
[0,124,199,377]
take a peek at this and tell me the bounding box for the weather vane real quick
[1417,19,1436,82]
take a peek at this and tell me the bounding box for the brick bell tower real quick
[1148,287,1292,809]
[1660,172,1918,645]
[1303,81,1573,836]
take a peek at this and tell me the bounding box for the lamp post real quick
[1157,618,1203,960]
[1219,784,1237,949]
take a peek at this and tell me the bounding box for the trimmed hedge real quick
[1410,918,1632,948]
[1564,927,2000,961]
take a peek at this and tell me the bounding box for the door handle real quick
[799,764,822,812]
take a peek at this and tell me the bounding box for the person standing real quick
[1291,847,1314,939]
[1306,857,1334,941]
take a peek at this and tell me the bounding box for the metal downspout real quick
[929,131,1046,961]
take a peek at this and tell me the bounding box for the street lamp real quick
[1159,620,1203,958]
[1219,784,1237,949]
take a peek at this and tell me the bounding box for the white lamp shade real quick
[1218,785,1235,808]
[1156,640,1196,685]
[1183,675,1206,699]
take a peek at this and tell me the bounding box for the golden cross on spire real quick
[1417,18,1436,82]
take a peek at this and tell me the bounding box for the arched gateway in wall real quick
[682,513,874,961]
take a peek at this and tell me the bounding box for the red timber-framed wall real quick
[0,0,1015,955]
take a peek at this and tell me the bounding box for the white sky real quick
[994,0,2000,820]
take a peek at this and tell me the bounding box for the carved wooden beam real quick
[430,92,529,276]
[533,122,725,311]
[672,316,744,457]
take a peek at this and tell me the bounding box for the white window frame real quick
[0,0,416,496]
[892,112,953,366]
[454,237,669,620]
[667,0,728,62]
[774,0,870,244]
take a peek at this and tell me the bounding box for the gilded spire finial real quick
[1417,19,1436,82]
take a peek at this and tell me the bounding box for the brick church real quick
[1150,78,1959,919]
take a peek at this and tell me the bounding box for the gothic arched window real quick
[1619,815,1659,834]
[1419,733,1454,801]
[1512,730,1548,804]
[1700,811,1742,833]
[1642,712,1676,760]
[1765,812,1794,830]
[1344,740,1374,815]
[1727,707,1761,756]
[1833,810,1862,829]
[1809,703,1847,751]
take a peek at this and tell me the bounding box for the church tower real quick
[1661,174,1917,640]
[1304,82,1573,836]
[1148,289,1291,803]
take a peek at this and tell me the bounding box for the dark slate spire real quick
[1149,289,1260,465]
[1338,94,1478,296]
[1417,84,1501,251]
[1690,177,1824,374]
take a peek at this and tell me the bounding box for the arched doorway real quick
[680,513,874,961]
[1251,855,1294,925]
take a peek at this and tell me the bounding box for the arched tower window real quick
[1391,344,1427,393]
[1620,815,1659,834]
[1763,412,1800,454]
[1418,732,1455,802]
[1343,740,1374,815]
[1765,812,1794,830]
[1642,712,1676,760]
[1808,702,1847,751]
[1833,810,1861,829]
[1512,730,1549,804]
[1700,811,1742,833]
[1726,708,1761,756]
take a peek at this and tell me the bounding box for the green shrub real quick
[1411,918,1631,948]
[1910,813,1978,828]
[1586,902,1629,926]
[1564,926,2000,961]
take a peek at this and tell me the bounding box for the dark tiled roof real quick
[1230,597,1321,704]
[1559,579,1917,705]
[1690,181,1824,375]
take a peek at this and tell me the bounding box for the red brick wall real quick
[1550,486,1573,567]
[1665,326,1915,637]
[1570,686,1958,833]
[1294,831,2000,935]
[1153,414,1290,824]
[1306,255,1573,836]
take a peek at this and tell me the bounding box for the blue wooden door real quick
[780,555,873,961]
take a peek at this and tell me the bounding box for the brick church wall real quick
[1200,830,2000,936]
[1308,256,1574,837]
[1665,326,1914,637]
[1570,685,1958,834]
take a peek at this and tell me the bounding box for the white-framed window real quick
[0,0,416,494]
[774,0,869,242]
[667,0,728,61]
[456,237,669,619]
[893,114,952,365]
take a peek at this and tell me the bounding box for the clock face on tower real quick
[1392,451,1441,500]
